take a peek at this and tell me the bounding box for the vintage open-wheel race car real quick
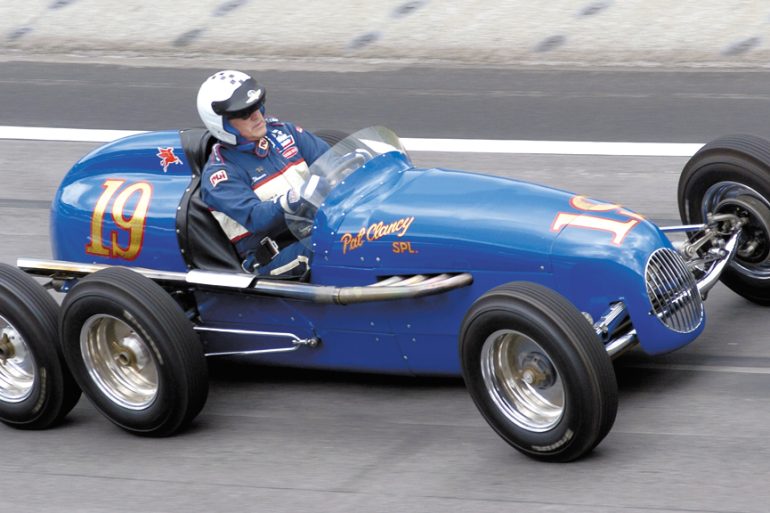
[1,126,769,462]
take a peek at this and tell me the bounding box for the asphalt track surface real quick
[2,61,770,513]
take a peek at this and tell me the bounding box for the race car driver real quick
[197,70,330,278]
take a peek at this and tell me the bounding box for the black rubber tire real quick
[678,134,770,304]
[0,263,81,429]
[60,267,208,436]
[460,282,618,462]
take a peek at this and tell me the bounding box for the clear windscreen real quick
[286,126,410,244]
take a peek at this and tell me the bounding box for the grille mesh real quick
[645,248,703,333]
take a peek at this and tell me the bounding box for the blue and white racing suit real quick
[201,118,330,277]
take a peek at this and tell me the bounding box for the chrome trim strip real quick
[17,258,189,282]
[17,258,473,304]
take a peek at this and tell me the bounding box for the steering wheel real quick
[286,148,374,244]
[324,149,373,187]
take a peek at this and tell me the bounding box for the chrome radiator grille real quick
[645,248,703,333]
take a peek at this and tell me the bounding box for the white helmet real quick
[196,70,266,145]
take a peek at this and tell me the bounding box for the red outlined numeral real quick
[550,195,644,245]
[85,179,153,260]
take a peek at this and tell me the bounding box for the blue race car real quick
[1,126,768,462]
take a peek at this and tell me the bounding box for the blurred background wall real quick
[2,0,769,68]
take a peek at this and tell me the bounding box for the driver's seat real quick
[177,128,243,272]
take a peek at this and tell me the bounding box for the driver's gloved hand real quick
[279,188,303,214]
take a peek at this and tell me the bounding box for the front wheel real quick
[60,267,208,436]
[678,134,770,304]
[460,282,617,462]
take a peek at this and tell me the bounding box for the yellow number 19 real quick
[85,179,153,260]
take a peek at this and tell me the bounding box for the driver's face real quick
[229,109,267,142]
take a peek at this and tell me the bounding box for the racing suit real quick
[201,118,330,278]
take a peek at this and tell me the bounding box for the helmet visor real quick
[224,102,263,120]
[211,77,266,119]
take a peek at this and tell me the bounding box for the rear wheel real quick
[0,264,80,429]
[60,267,208,436]
[460,282,617,462]
[678,134,770,304]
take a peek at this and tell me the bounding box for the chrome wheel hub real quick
[480,329,564,432]
[80,315,158,410]
[704,181,770,278]
[0,315,35,403]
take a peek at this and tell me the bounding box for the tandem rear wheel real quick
[0,263,81,430]
[60,267,208,436]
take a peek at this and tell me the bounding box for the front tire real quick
[60,267,208,436]
[0,264,80,429]
[460,282,617,462]
[678,134,770,304]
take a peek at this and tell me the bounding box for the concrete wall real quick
[2,1,770,68]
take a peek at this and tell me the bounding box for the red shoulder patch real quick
[209,169,228,187]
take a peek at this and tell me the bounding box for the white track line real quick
[401,138,703,157]
[0,125,704,157]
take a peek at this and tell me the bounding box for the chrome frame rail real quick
[194,326,319,357]
[17,258,473,305]
[695,231,740,298]
[658,223,708,233]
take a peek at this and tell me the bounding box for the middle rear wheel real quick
[60,267,208,436]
